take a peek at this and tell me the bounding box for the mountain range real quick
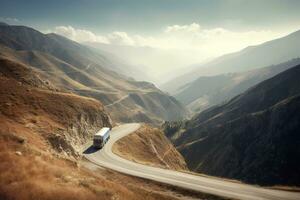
[161,29,300,95]
[175,58,300,112]
[0,23,188,124]
[164,64,300,186]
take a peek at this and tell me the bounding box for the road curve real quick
[83,123,300,200]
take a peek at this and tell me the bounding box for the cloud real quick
[53,26,109,43]
[159,23,286,57]
[46,23,293,81]
[50,23,288,61]
[0,17,19,23]
[53,26,138,46]
[165,23,201,33]
[108,31,136,46]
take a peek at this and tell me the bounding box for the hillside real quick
[174,58,300,112]
[162,29,300,94]
[113,125,188,171]
[0,23,188,124]
[0,57,220,200]
[0,57,112,157]
[85,42,153,82]
[163,64,300,186]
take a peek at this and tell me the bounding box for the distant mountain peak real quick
[0,22,9,26]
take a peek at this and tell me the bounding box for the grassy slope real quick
[113,125,188,171]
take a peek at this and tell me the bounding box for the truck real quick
[93,127,110,149]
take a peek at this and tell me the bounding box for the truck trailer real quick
[93,127,110,149]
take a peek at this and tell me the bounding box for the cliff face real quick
[164,65,300,186]
[0,57,112,157]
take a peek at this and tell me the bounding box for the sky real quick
[1,0,300,81]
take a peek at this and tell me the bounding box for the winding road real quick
[83,123,300,200]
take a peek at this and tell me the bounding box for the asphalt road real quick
[83,123,300,200]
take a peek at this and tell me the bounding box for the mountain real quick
[0,56,112,157]
[163,64,300,186]
[85,42,198,85]
[0,56,197,200]
[174,58,300,112]
[0,24,144,81]
[0,22,8,26]
[84,42,155,81]
[0,23,188,124]
[87,45,153,82]
[161,29,300,94]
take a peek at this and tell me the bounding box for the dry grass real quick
[0,137,135,200]
[0,57,227,200]
[0,72,111,157]
[113,125,188,171]
[0,133,206,200]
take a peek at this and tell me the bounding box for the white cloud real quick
[53,26,109,43]
[108,31,136,46]
[158,23,287,58]
[51,23,287,54]
[0,17,19,23]
[49,23,290,74]
[165,23,201,33]
[53,26,139,46]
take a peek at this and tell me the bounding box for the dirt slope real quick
[113,125,188,171]
[0,57,112,157]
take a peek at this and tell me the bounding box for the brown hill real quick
[113,125,188,171]
[0,57,112,157]
[0,24,188,124]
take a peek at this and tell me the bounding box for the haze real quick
[2,1,300,199]
[1,0,300,84]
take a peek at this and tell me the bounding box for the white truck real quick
[93,127,110,149]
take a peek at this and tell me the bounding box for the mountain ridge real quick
[0,23,189,124]
[161,29,300,94]
[163,64,300,186]
[174,58,300,112]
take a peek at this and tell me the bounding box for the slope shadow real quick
[83,145,101,154]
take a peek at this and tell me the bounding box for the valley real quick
[0,45,213,200]
[0,24,188,125]
[1,3,300,199]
